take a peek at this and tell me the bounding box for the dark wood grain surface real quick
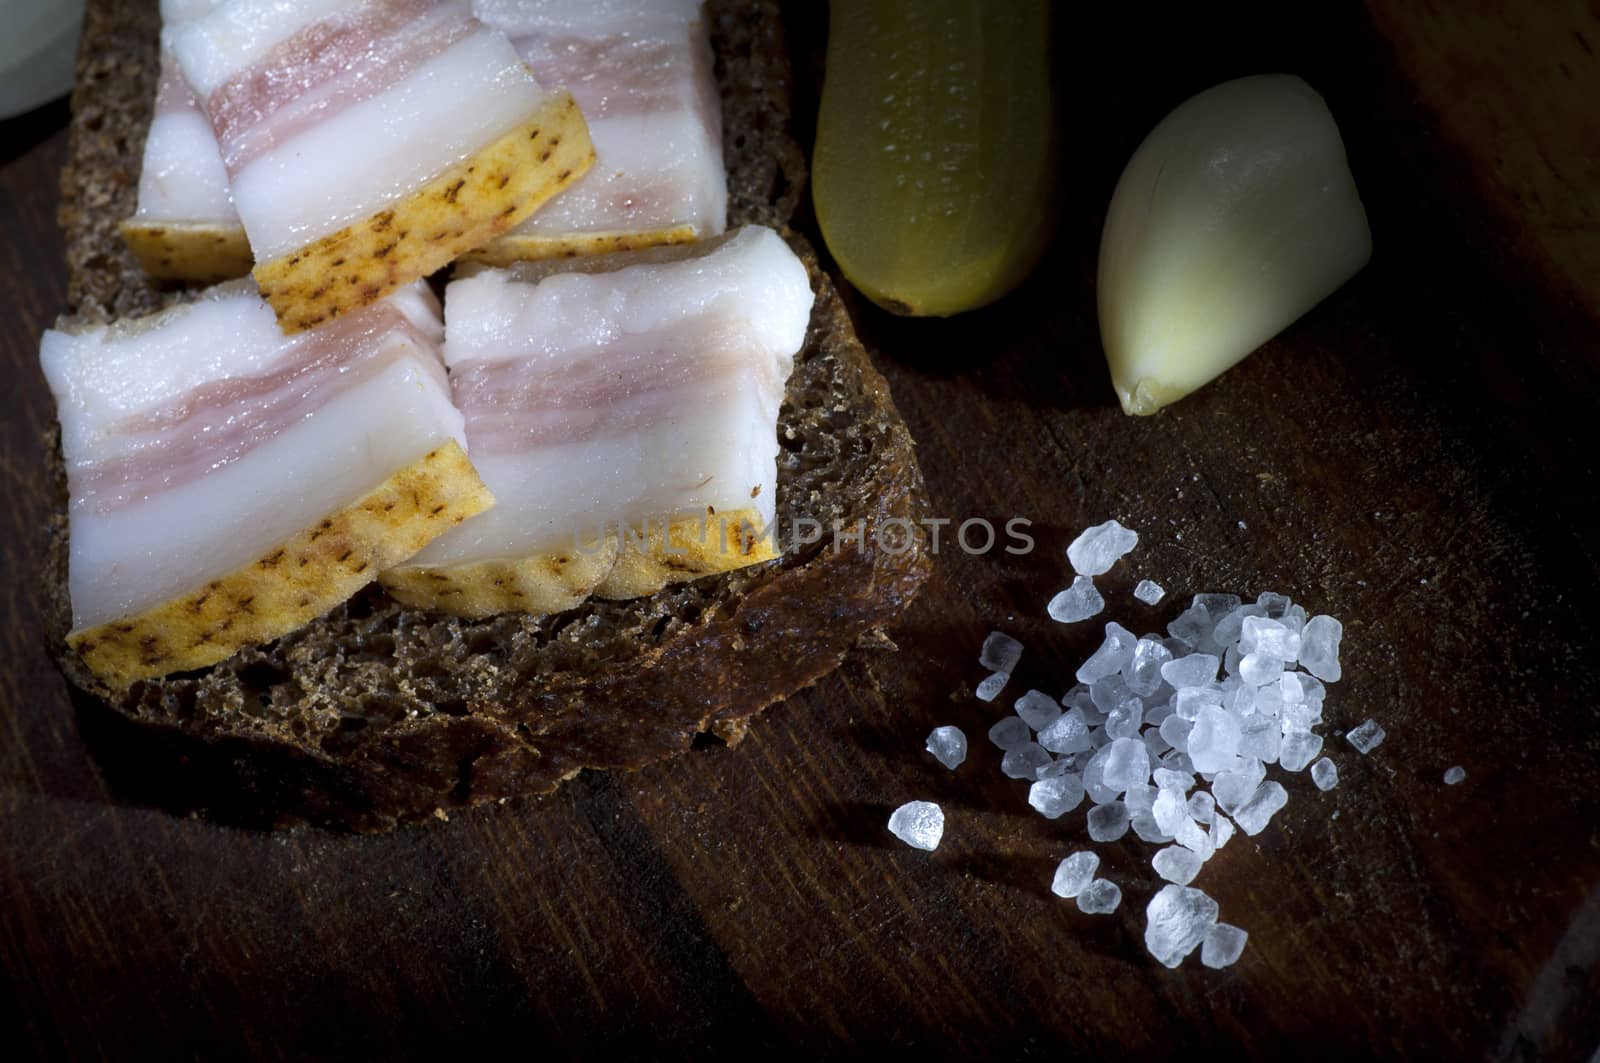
[4,3,1599,1058]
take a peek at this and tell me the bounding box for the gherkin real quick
[813,0,1055,317]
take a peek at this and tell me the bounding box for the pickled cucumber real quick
[812,0,1055,317]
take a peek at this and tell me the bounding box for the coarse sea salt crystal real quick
[1152,787,1190,836]
[1280,700,1323,734]
[1068,688,1107,730]
[1052,851,1099,898]
[888,801,944,850]
[1082,746,1122,805]
[1194,593,1243,622]
[1131,810,1173,844]
[1105,699,1144,740]
[988,716,1033,751]
[1160,635,1194,660]
[1174,686,1221,721]
[979,630,1024,674]
[1015,689,1063,732]
[1186,791,1215,824]
[1252,683,1282,718]
[1039,757,1078,778]
[1153,845,1203,885]
[1002,743,1053,780]
[1159,715,1193,753]
[925,726,967,770]
[1311,756,1338,791]
[1237,715,1281,763]
[1211,607,1250,650]
[1159,750,1196,775]
[1256,591,1292,617]
[1278,731,1323,772]
[1201,924,1249,969]
[1123,638,1173,698]
[1186,705,1242,774]
[1167,604,1214,649]
[1134,579,1166,605]
[1209,812,1235,850]
[1174,816,1214,859]
[1038,707,1093,754]
[1161,654,1220,690]
[1061,683,1095,711]
[1067,519,1139,577]
[1029,773,1086,818]
[1102,737,1151,792]
[1444,766,1466,786]
[1087,800,1132,842]
[1124,783,1157,813]
[1145,884,1219,968]
[1212,760,1266,814]
[1239,653,1286,687]
[1299,615,1344,682]
[1240,616,1301,662]
[976,672,1009,702]
[1152,767,1196,793]
[1077,878,1122,915]
[1048,576,1105,624]
[1077,622,1139,684]
[1232,780,1288,836]
[1091,674,1137,715]
[1346,718,1386,754]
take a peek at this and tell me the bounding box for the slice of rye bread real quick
[46,0,932,831]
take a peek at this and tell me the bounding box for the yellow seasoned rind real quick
[594,507,778,600]
[253,92,595,334]
[380,534,621,619]
[465,224,701,267]
[119,219,253,283]
[379,507,776,618]
[68,442,493,691]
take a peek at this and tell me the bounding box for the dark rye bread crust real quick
[47,0,930,831]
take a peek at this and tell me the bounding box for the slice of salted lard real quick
[124,1,722,280]
[165,0,595,332]
[469,0,726,262]
[40,282,493,690]
[120,49,251,283]
[381,226,812,617]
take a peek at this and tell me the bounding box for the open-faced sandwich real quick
[45,0,929,831]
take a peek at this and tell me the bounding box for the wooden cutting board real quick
[2,2,1597,1057]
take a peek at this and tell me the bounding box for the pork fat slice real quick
[382,226,811,617]
[472,0,726,260]
[165,0,594,331]
[40,282,493,689]
[121,50,252,282]
[128,0,721,279]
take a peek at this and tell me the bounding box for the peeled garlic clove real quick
[1097,74,1372,415]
